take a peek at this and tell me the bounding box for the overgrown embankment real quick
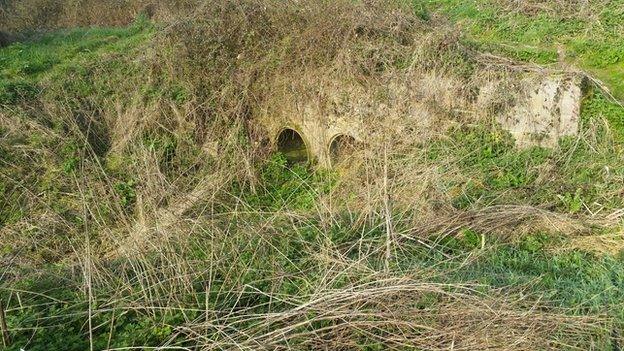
[431,0,624,99]
[0,1,623,350]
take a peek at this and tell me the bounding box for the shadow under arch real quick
[276,128,309,164]
[328,134,358,166]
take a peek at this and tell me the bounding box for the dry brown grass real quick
[1,0,141,31]
[70,206,613,350]
[1,0,623,349]
[494,0,612,19]
[0,0,204,32]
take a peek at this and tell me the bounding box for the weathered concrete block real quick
[482,74,584,148]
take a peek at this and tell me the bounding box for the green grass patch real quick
[426,120,624,213]
[0,17,153,106]
[234,153,336,211]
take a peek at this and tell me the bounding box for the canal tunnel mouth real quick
[329,134,357,166]
[276,128,308,164]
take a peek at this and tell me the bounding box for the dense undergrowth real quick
[3,153,624,350]
[1,0,624,350]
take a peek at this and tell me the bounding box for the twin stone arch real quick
[275,127,358,167]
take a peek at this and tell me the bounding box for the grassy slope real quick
[0,23,152,103]
[423,0,624,324]
[0,3,624,350]
[428,0,624,333]
[428,0,624,140]
[429,0,624,97]
[0,19,153,227]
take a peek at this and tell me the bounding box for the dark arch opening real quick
[329,134,357,166]
[277,128,308,164]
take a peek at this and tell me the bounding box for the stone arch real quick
[328,134,358,166]
[276,127,309,164]
[0,31,15,48]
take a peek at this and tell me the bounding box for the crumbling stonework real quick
[258,70,585,167]
[480,74,585,148]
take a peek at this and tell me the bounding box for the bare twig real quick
[0,300,10,348]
